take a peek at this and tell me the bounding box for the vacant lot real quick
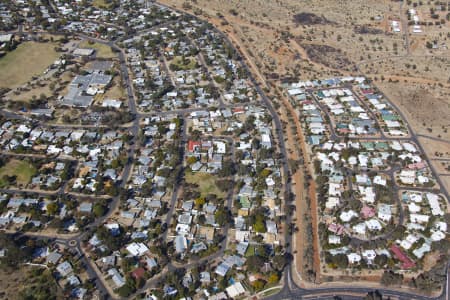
[92,0,110,9]
[0,42,59,88]
[78,40,116,59]
[170,56,198,70]
[0,266,62,300]
[0,159,37,187]
[185,171,226,198]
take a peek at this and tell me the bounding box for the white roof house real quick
[365,219,382,231]
[340,210,358,222]
[213,141,226,154]
[400,170,416,185]
[413,243,431,259]
[408,202,421,213]
[353,223,366,235]
[328,235,341,245]
[347,253,362,264]
[410,214,429,224]
[56,261,73,277]
[362,250,377,263]
[431,231,445,241]
[426,193,443,216]
[226,282,246,298]
[325,197,340,209]
[235,230,250,242]
[378,204,392,222]
[126,242,149,256]
[409,193,423,203]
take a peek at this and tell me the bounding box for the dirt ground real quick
[0,266,63,299]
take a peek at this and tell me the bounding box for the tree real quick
[272,254,287,271]
[253,213,266,233]
[374,254,387,267]
[46,202,58,215]
[18,268,58,300]
[246,255,265,272]
[267,273,279,284]
[254,218,266,233]
[252,279,265,291]
[365,291,382,300]
[187,156,197,165]
[93,203,106,217]
[380,270,403,286]
[194,197,206,209]
[214,208,229,226]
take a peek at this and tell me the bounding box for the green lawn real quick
[245,244,257,257]
[0,159,37,187]
[185,171,226,198]
[0,41,59,88]
[78,40,116,59]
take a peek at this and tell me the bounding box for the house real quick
[174,235,187,253]
[0,34,13,44]
[131,267,146,280]
[126,242,149,256]
[67,275,81,286]
[235,230,250,242]
[73,48,95,56]
[353,223,366,235]
[188,140,201,152]
[365,219,382,231]
[200,271,211,284]
[340,210,358,222]
[190,242,207,254]
[46,251,62,264]
[347,253,361,264]
[413,243,431,259]
[78,202,92,213]
[108,268,126,288]
[390,245,415,269]
[328,235,341,245]
[426,193,443,216]
[215,262,230,277]
[378,204,392,222]
[102,99,122,108]
[361,206,375,219]
[145,257,158,269]
[56,261,73,277]
[399,170,416,185]
[410,214,429,224]
[362,250,377,264]
[226,282,246,298]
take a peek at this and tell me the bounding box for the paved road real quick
[161,117,187,242]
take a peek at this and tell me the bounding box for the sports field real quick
[0,41,58,88]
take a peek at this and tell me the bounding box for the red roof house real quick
[390,245,415,269]
[131,267,146,280]
[188,140,201,153]
[361,205,375,219]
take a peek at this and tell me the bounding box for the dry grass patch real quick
[0,159,37,188]
[78,40,116,59]
[0,41,59,88]
[185,171,226,198]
